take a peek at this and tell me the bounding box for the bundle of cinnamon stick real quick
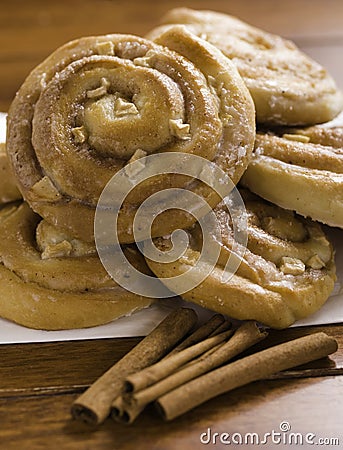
[71,308,338,424]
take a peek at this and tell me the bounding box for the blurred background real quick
[0,0,342,111]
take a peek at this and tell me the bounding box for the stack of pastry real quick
[2,8,342,330]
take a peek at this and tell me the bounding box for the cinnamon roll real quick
[6,32,255,243]
[147,7,343,125]
[0,202,153,330]
[145,190,336,329]
[241,111,343,228]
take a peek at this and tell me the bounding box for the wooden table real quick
[1,327,343,449]
[1,1,343,448]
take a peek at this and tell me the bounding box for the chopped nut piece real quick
[30,177,61,201]
[114,98,139,117]
[87,77,110,98]
[307,254,326,269]
[206,76,221,109]
[133,56,151,67]
[217,81,225,93]
[207,75,217,86]
[36,220,96,257]
[222,114,233,126]
[262,216,307,242]
[312,234,330,247]
[207,74,224,91]
[72,126,88,144]
[128,149,147,163]
[180,249,199,266]
[41,240,73,259]
[96,41,115,55]
[279,256,306,275]
[219,88,229,107]
[133,49,157,67]
[208,84,220,102]
[282,133,311,143]
[40,73,47,89]
[125,149,147,178]
[169,119,191,140]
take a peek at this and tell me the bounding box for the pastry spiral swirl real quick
[241,111,343,228]
[0,202,153,329]
[6,32,255,243]
[146,190,336,329]
[147,7,343,125]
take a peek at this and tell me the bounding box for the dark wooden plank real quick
[0,325,342,399]
[1,0,343,110]
[0,337,139,395]
[1,376,342,449]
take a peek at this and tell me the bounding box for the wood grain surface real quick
[1,1,343,449]
[1,0,343,110]
[1,377,343,450]
[1,326,343,449]
[1,326,342,397]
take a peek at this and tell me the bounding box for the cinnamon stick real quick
[166,314,229,356]
[125,328,234,393]
[71,307,197,424]
[156,332,338,421]
[112,321,266,423]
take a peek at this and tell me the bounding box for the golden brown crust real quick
[147,25,255,183]
[147,7,343,125]
[0,143,21,203]
[0,203,153,330]
[241,112,343,228]
[146,190,336,329]
[7,32,255,243]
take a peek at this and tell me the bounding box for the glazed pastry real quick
[147,7,343,125]
[0,202,153,330]
[147,25,255,181]
[145,190,336,329]
[6,32,255,243]
[0,143,21,203]
[241,111,343,228]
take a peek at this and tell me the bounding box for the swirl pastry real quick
[147,7,343,125]
[0,202,153,330]
[241,111,343,228]
[145,190,336,329]
[6,32,255,243]
[0,143,21,203]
